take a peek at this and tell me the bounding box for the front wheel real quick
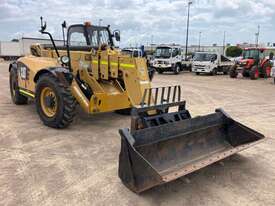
[36,74,77,129]
[211,68,217,76]
[157,69,163,74]
[250,66,259,80]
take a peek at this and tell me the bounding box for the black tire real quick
[173,64,180,75]
[196,72,200,75]
[115,108,131,115]
[36,74,77,129]
[242,70,249,77]
[148,67,155,81]
[229,65,238,78]
[211,68,217,76]
[250,66,259,80]
[9,66,28,105]
[157,69,163,74]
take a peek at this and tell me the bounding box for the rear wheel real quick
[229,65,238,78]
[250,66,259,80]
[173,64,180,75]
[196,72,200,75]
[223,66,230,75]
[9,67,28,105]
[36,74,77,129]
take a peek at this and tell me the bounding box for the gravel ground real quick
[0,62,275,206]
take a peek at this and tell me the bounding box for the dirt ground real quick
[0,62,275,206]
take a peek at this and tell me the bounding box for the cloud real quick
[0,0,275,46]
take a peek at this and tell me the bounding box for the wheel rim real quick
[40,87,58,118]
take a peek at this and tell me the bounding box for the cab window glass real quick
[90,30,98,47]
[70,30,87,46]
[172,49,179,57]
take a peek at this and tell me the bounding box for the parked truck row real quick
[148,45,233,76]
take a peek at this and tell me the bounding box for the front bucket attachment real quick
[118,89,265,193]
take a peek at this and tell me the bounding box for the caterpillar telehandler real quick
[9,17,155,128]
[9,18,265,193]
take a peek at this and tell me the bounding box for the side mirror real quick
[39,16,47,33]
[113,30,120,42]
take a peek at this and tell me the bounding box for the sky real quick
[0,0,275,47]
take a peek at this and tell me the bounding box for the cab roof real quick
[244,47,266,51]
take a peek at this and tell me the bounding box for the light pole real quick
[151,35,154,52]
[223,31,226,55]
[98,19,103,26]
[255,25,260,48]
[185,1,192,60]
[198,31,202,52]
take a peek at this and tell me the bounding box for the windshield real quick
[243,50,263,60]
[68,25,112,48]
[193,53,216,62]
[87,28,111,47]
[155,47,172,58]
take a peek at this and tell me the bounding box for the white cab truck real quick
[152,45,184,74]
[192,52,233,75]
[121,48,143,58]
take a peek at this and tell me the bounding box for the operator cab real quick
[243,48,265,61]
[42,22,120,52]
[68,23,119,50]
[193,52,217,62]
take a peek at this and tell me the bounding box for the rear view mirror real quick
[39,16,47,33]
[113,30,120,42]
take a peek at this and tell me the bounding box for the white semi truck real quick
[152,45,185,74]
[192,52,233,75]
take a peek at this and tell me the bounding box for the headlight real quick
[60,56,70,65]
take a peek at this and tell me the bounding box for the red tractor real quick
[229,48,272,80]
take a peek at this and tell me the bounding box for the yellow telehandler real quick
[9,17,265,193]
[9,17,152,128]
